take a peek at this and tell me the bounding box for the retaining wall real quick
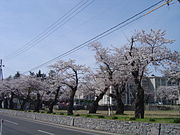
[0,109,179,135]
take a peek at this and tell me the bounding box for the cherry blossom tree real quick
[124,29,176,118]
[112,47,132,114]
[82,70,110,114]
[0,80,11,108]
[157,86,179,104]
[89,43,130,114]
[0,76,22,109]
[33,71,48,112]
[11,74,48,111]
[50,59,89,115]
[43,70,64,113]
[0,72,49,111]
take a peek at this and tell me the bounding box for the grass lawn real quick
[44,109,180,124]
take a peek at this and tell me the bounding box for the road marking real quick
[37,130,55,135]
[4,120,18,125]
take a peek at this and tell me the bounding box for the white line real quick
[4,120,18,125]
[37,130,55,135]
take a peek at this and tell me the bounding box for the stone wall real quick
[0,109,179,135]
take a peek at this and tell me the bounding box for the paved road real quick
[0,114,120,135]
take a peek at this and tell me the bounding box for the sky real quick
[0,0,179,78]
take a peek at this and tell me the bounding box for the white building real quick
[99,76,180,106]
[147,76,179,104]
[74,76,179,106]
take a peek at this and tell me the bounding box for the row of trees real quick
[0,29,179,118]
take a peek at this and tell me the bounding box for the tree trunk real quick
[135,85,144,118]
[132,71,144,118]
[34,93,41,112]
[67,89,76,115]
[21,99,27,110]
[89,87,109,114]
[48,101,54,113]
[4,98,8,109]
[48,87,60,113]
[0,100,2,108]
[21,92,30,110]
[9,92,15,109]
[116,96,124,115]
[88,99,99,114]
[114,84,124,115]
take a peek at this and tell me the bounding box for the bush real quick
[111,116,118,119]
[40,111,44,113]
[59,112,64,115]
[53,112,56,115]
[173,118,180,123]
[129,117,136,120]
[149,118,156,122]
[75,114,80,116]
[98,115,105,118]
[86,114,92,117]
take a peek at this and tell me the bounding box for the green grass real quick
[52,109,180,124]
[12,108,179,124]
[149,118,156,122]
[130,117,180,123]
[98,115,105,118]
[111,116,118,119]
[173,118,180,123]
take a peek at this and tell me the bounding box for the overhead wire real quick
[5,0,88,59]
[5,0,94,60]
[23,0,174,74]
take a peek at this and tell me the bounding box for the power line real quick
[23,0,167,74]
[4,0,89,60]
[5,0,94,60]
[5,0,92,60]
[23,0,173,74]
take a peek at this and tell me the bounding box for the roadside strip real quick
[0,113,123,135]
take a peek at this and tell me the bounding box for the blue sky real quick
[0,0,179,77]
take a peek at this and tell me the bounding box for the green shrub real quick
[149,118,156,122]
[98,115,105,118]
[129,117,136,120]
[173,118,180,123]
[53,112,56,115]
[86,114,92,117]
[111,116,118,119]
[59,112,64,115]
[75,114,80,116]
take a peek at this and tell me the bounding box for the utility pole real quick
[0,59,5,81]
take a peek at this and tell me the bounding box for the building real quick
[147,76,179,104]
[99,76,180,106]
[74,76,180,106]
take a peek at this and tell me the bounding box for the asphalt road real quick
[0,114,120,135]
